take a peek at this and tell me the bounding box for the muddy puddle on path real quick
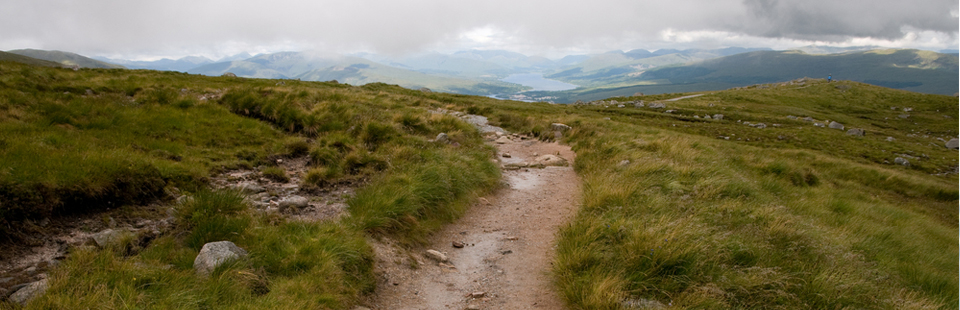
[364,137,580,310]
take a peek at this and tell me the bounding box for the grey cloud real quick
[0,0,956,58]
[741,0,958,40]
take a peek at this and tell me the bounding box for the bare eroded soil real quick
[363,137,580,310]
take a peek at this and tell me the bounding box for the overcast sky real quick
[1,0,957,60]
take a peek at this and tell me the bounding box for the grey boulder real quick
[194,241,248,277]
[946,138,958,150]
[828,121,844,130]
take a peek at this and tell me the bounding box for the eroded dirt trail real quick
[364,138,579,310]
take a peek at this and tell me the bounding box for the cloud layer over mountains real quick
[2,0,956,59]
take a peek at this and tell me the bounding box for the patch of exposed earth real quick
[0,152,357,303]
[360,130,580,310]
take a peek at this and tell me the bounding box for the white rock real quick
[424,249,448,262]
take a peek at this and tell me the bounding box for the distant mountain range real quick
[2,47,956,100]
[527,49,959,102]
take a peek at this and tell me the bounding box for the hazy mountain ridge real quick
[0,51,63,67]
[7,49,124,69]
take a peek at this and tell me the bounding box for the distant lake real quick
[500,73,578,91]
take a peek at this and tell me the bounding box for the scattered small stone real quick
[501,153,511,158]
[786,115,798,120]
[846,128,865,136]
[501,250,513,255]
[425,249,448,263]
[436,133,450,144]
[886,137,896,142]
[452,241,465,248]
[898,114,909,119]
[828,121,844,130]
[814,122,825,127]
[466,305,481,310]
[469,292,486,298]
[505,236,518,241]
[618,159,631,167]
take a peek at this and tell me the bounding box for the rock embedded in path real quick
[494,136,512,144]
[89,229,133,248]
[452,241,465,248]
[194,241,248,277]
[946,138,959,149]
[8,278,48,305]
[278,195,309,210]
[534,155,568,167]
[424,249,448,263]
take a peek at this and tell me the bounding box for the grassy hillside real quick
[0,52,62,67]
[1,60,956,309]
[0,61,501,309]
[7,49,125,69]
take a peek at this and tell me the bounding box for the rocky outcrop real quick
[221,72,237,77]
[894,157,910,167]
[194,241,248,277]
[648,102,666,109]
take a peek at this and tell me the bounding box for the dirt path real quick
[363,136,580,310]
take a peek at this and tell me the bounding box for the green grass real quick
[1,59,956,309]
[1,61,500,309]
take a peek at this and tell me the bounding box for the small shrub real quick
[177,189,250,249]
[309,147,341,167]
[286,139,310,157]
